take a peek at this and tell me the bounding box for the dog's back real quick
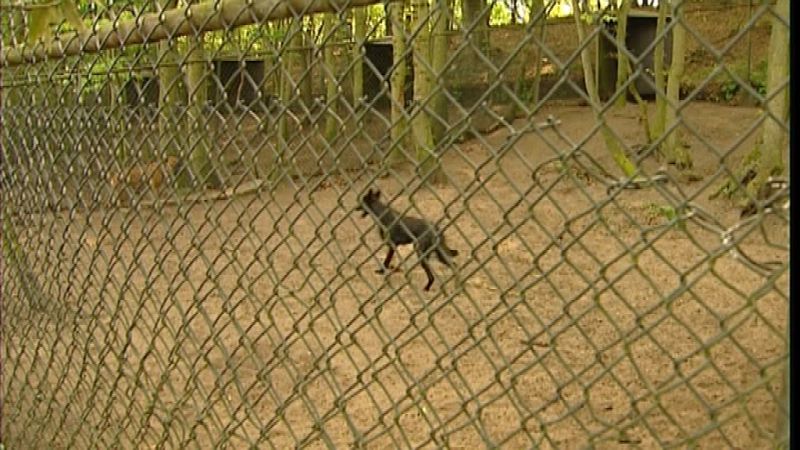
[359,189,434,244]
[357,187,459,291]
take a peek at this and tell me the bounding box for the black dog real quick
[356,188,458,291]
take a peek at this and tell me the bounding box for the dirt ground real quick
[3,102,788,449]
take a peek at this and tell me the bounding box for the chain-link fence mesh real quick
[1,0,789,448]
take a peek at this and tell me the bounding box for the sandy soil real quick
[3,102,788,449]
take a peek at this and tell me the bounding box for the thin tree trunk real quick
[528,0,547,106]
[664,0,690,168]
[385,4,393,36]
[109,52,128,167]
[614,0,630,109]
[750,0,788,194]
[388,1,409,164]
[461,0,489,55]
[512,0,543,110]
[322,14,339,143]
[157,0,181,163]
[430,0,449,144]
[294,22,312,108]
[276,19,299,178]
[652,0,668,141]
[510,0,517,24]
[411,0,442,182]
[623,57,654,145]
[185,31,222,188]
[571,0,636,177]
[353,7,367,109]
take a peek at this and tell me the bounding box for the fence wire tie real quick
[605,170,669,195]
[505,114,562,143]
[741,177,789,218]
[529,117,619,190]
[684,202,788,276]
[0,2,790,447]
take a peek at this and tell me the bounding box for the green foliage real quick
[579,11,594,24]
[579,0,614,25]
[720,78,740,102]
[719,60,768,102]
[206,24,284,56]
[514,76,541,104]
[365,4,388,37]
[485,0,595,26]
[646,203,687,231]
[601,14,617,25]
[549,1,576,18]
[748,60,768,97]
[650,204,677,221]
[489,2,513,26]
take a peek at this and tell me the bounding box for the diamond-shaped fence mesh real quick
[0,0,789,448]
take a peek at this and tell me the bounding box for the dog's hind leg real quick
[420,259,435,291]
[435,244,462,294]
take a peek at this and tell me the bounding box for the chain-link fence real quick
[0,0,789,448]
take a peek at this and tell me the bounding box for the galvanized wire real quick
[1,0,789,448]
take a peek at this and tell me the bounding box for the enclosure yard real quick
[4,102,787,449]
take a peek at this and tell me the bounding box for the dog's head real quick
[356,187,381,217]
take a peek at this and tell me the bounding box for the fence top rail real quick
[0,0,388,68]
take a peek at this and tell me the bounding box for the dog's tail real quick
[435,240,458,266]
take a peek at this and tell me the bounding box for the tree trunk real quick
[614,0,630,109]
[748,0,791,440]
[430,0,449,144]
[275,19,298,178]
[185,31,223,188]
[388,1,409,165]
[526,0,547,106]
[352,7,367,109]
[290,20,311,109]
[510,0,517,24]
[322,14,339,143]
[750,0,788,195]
[411,0,442,183]
[157,0,182,163]
[651,0,668,141]
[384,4,393,36]
[713,0,789,201]
[461,0,489,55]
[664,0,691,168]
[108,52,128,167]
[516,0,548,107]
[623,56,654,146]
[571,0,636,177]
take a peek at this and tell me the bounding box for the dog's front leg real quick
[376,246,399,274]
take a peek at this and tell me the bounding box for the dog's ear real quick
[365,188,379,200]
